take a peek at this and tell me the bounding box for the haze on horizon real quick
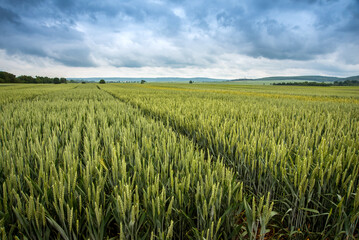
[0,0,358,79]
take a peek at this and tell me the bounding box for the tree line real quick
[0,71,70,84]
[273,80,359,86]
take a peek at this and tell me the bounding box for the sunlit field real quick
[1,83,358,239]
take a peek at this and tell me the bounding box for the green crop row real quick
[1,83,358,239]
[100,83,359,239]
[0,84,75,105]
[0,85,274,239]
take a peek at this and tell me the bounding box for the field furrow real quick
[1,84,246,239]
[100,83,359,239]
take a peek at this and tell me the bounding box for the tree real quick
[189,80,193,84]
[99,79,105,84]
[54,78,60,84]
[16,75,36,83]
[141,80,146,84]
[0,71,16,83]
[60,78,67,84]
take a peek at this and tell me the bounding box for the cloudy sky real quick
[0,0,358,78]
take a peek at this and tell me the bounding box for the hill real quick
[230,75,359,83]
[67,77,227,83]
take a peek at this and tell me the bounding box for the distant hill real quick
[68,77,227,83]
[344,75,359,81]
[230,75,359,83]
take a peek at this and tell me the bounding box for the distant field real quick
[145,82,359,98]
[1,83,358,239]
[223,80,321,85]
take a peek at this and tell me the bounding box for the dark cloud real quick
[0,0,95,67]
[0,6,20,24]
[339,1,359,34]
[1,0,45,8]
[52,48,95,67]
[209,0,359,60]
[0,0,358,73]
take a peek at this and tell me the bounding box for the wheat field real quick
[1,83,358,239]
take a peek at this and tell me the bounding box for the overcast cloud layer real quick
[0,0,358,78]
